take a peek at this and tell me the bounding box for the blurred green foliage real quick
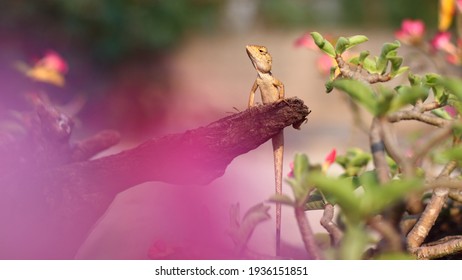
[262,0,437,28]
[0,0,439,64]
[0,0,221,64]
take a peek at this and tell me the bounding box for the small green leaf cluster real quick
[284,153,421,259]
[311,32,408,83]
[333,79,429,116]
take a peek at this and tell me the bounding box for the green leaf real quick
[388,56,403,77]
[439,146,462,162]
[347,35,369,48]
[335,155,349,169]
[325,80,334,93]
[350,152,372,167]
[310,32,336,57]
[310,32,325,47]
[391,85,429,112]
[333,79,377,115]
[304,192,326,210]
[359,171,379,192]
[374,253,416,260]
[423,73,441,86]
[408,72,422,86]
[286,154,314,202]
[394,66,409,77]
[293,153,309,180]
[349,56,378,73]
[431,108,453,120]
[360,178,423,216]
[334,35,368,55]
[376,88,395,116]
[377,41,401,74]
[309,172,361,221]
[362,57,379,73]
[340,224,368,259]
[437,77,462,101]
[335,36,349,55]
[358,50,370,64]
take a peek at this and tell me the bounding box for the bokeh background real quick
[0,0,442,259]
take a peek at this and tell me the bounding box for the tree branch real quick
[0,97,311,258]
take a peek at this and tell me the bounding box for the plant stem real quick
[295,206,323,260]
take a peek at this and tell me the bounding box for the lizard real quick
[246,44,285,256]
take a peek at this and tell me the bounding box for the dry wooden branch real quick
[412,236,462,259]
[0,97,310,259]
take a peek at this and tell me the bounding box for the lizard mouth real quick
[246,48,258,68]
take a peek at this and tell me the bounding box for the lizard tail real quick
[272,131,284,256]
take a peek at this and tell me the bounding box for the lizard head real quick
[246,45,272,74]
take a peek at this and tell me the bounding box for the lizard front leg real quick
[248,80,259,108]
[274,78,285,100]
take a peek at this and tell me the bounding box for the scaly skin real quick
[246,44,285,256]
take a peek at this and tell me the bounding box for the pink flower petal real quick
[316,54,335,75]
[37,50,68,74]
[324,148,337,166]
[395,19,425,45]
[431,31,453,51]
[294,33,317,50]
[457,0,462,11]
[444,105,458,116]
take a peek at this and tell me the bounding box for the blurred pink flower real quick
[37,50,68,74]
[431,31,455,52]
[444,105,458,117]
[287,161,294,178]
[325,149,337,165]
[294,33,318,50]
[394,19,425,45]
[457,0,462,11]
[316,54,335,76]
[430,32,462,65]
[322,148,337,173]
[15,50,68,87]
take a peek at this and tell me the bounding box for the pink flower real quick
[430,31,458,58]
[287,161,294,178]
[457,0,462,11]
[294,33,318,50]
[322,148,337,173]
[316,54,335,76]
[324,149,337,166]
[444,105,458,117]
[16,50,69,87]
[395,19,425,45]
[37,50,68,74]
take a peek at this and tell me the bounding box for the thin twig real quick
[388,110,449,127]
[380,119,413,177]
[320,204,343,246]
[421,101,444,112]
[295,206,323,260]
[411,125,453,165]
